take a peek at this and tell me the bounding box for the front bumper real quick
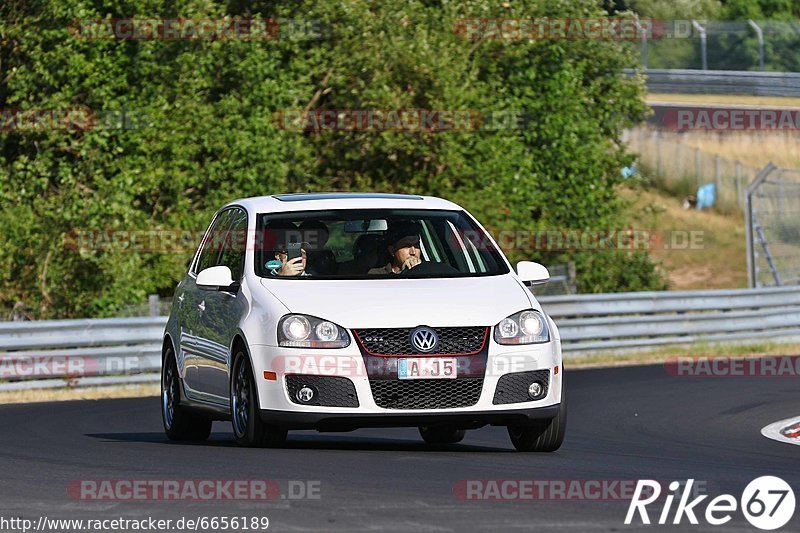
[248,339,563,429]
[258,404,561,431]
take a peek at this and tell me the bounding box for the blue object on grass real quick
[621,164,638,179]
[696,183,716,209]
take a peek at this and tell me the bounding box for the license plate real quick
[397,358,457,380]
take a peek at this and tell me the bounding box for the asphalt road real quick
[0,364,798,532]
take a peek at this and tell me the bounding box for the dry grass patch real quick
[0,383,159,404]
[568,341,800,369]
[621,186,747,290]
[646,93,800,108]
[672,132,800,170]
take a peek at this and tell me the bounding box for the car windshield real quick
[255,209,509,279]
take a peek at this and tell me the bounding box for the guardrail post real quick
[748,19,765,71]
[745,177,756,287]
[692,20,707,70]
[695,147,702,187]
[745,163,779,288]
[736,161,743,208]
[655,130,662,176]
[149,294,159,317]
[653,130,662,177]
[635,20,648,69]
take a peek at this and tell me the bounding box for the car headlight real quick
[493,310,549,345]
[278,314,350,348]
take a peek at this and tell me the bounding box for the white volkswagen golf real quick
[161,193,565,451]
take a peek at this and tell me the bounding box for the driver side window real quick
[218,209,248,280]
[193,210,233,275]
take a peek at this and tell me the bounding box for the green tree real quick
[1,0,663,318]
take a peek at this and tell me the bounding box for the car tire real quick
[507,387,567,452]
[161,346,212,441]
[231,350,287,448]
[419,426,466,444]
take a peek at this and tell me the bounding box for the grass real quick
[621,186,747,290]
[646,94,800,173]
[0,383,158,404]
[629,128,800,215]
[646,93,800,108]
[669,132,800,170]
[567,341,800,369]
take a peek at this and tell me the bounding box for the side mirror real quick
[516,261,550,285]
[196,265,238,291]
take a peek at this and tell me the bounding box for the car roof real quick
[225,192,465,213]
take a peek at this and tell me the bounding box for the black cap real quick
[386,220,421,246]
[262,219,298,250]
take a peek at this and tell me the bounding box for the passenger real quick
[299,220,337,275]
[336,233,387,276]
[368,221,423,275]
[262,220,307,277]
[298,219,330,251]
[272,245,307,277]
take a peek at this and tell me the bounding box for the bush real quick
[575,251,670,293]
[0,0,664,317]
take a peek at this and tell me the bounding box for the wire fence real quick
[628,20,800,72]
[746,165,800,287]
[114,294,173,318]
[624,128,763,213]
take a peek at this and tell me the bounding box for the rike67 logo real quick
[626,477,795,530]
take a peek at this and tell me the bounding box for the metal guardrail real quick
[2,285,800,390]
[537,285,800,353]
[0,317,165,390]
[625,68,800,97]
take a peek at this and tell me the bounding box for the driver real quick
[368,221,424,275]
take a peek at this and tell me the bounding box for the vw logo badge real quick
[410,326,439,353]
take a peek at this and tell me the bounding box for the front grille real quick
[285,375,359,407]
[355,326,488,356]
[370,378,483,409]
[492,370,550,405]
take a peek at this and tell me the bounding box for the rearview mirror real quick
[516,261,550,285]
[196,265,238,291]
[344,219,388,233]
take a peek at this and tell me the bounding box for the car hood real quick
[259,275,536,329]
